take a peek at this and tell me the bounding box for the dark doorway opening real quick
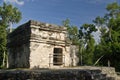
[53,48,63,65]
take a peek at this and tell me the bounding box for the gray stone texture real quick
[7,20,79,69]
[0,67,117,80]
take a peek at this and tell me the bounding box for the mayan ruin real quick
[1,1,120,80]
[7,20,79,69]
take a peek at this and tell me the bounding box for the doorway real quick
[53,48,63,65]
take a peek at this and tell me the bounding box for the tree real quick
[0,23,7,68]
[79,23,97,65]
[62,19,79,45]
[93,2,120,71]
[0,2,22,32]
[0,2,22,68]
[62,19,98,65]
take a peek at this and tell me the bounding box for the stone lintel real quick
[30,39,71,46]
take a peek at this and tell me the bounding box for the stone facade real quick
[7,20,79,69]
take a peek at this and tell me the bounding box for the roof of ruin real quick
[8,20,67,37]
[7,20,71,47]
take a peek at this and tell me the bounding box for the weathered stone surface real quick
[62,66,117,80]
[0,68,117,80]
[70,45,79,66]
[7,20,78,69]
[0,69,92,80]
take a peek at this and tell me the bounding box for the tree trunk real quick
[2,51,6,67]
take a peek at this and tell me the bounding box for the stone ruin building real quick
[7,20,79,69]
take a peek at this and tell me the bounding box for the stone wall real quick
[29,21,72,68]
[7,20,78,69]
[63,66,117,80]
[29,42,72,68]
[70,45,79,66]
[0,68,117,80]
[8,43,30,68]
[0,69,92,80]
[7,22,31,68]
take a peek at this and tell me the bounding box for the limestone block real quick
[7,20,76,69]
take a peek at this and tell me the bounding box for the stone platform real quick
[0,67,117,80]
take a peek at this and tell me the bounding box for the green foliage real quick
[106,2,120,18]
[79,23,97,65]
[62,19,97,65]
[0,24,7,67]
[62,2,120,71]
[62,19,79,45]
[0,2,22,25]
[93,16,105,27]
[0,2,22,68]
[93,2,120,71]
